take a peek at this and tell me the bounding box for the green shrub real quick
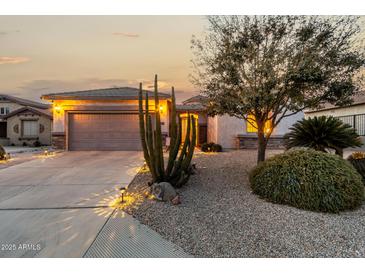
[211,143,222,152]
[33,140,42,147]
[284,116,362,157]
[201,142,222,152]
[201,142,211,152]
[348,152,365,184]
[0,144,6,160]
[249,149,364,213]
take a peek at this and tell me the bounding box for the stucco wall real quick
[7,114,52,146]
[50,99,170,135]
[305,105,365,118]
[207,111,304,149]
[207,116,218,144]
[208,115,245,149]
[273,111,304,135]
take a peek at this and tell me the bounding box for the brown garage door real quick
[68,113,142,151]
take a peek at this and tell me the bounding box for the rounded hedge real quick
[249,149,365,213]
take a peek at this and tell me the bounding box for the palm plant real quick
[284,116,363,157]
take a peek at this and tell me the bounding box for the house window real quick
[0,107,10,115]
[246,114,272,133]
[22,120,38,137]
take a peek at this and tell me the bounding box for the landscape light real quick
[120,187,126,203]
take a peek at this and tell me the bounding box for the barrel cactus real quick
[138,75,196,188]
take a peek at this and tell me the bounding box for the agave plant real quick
[284,116,363,157]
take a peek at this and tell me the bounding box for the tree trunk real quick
[257,124,267,164]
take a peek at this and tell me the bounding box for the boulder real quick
[151,182,180,204]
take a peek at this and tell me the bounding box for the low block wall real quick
[52,132,66,150]
[0,138,9,146]
[237,135,286,149]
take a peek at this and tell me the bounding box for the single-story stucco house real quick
[41,87,171,151]
[41,87,303,151]
[0,94,52,146]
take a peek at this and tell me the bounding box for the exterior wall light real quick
[54,105,62,113]
[159,105,164,113]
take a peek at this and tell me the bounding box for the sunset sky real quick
[1,16,365,103]
[0,16,207,103]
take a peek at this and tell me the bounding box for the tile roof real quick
[42,87,171,101]
[176,104,205,111]
[305,92,365,113]
[182,95,207,105]
[0,94,50,109]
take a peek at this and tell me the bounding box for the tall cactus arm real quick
[166,116,182,179]
[146,94,158,182]
[153,130,163,181]
[181,115,197,172]
[169,86,177,142]
[154,74,165,179]
[177,112,191,163]
[138,83,152,171]
[166,86,178,176]
[170,113,191,179]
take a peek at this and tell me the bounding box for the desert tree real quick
[191,16,365,163]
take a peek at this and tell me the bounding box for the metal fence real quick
[336,114,365,136]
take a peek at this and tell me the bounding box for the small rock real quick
[171,195,181,205]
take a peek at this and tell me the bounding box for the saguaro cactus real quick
[138,74,196,188]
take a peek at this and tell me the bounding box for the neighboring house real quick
[41,87,171,151]
[0,94,52,146]
[177,95,303,149]
[305,94,365,141]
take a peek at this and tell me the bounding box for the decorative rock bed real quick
[124,150,365,257]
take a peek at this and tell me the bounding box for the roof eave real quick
[305,101,365,114]
[42,95,171,101]
[3,107,52,119]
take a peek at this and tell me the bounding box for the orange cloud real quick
[0,56,30,65]
[112,32,139,38]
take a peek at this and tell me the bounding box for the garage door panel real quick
[69,113,143,151]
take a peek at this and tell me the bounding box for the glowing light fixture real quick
[54,105,62,113]
[120,187,126,203]
[159,105,164,113]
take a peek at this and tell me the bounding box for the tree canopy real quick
[191,16,365,162]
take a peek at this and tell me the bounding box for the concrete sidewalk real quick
[84,210,191,258]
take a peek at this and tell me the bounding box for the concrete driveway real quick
[0,151,143,257]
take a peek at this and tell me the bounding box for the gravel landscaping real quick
[125,149,365,258]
